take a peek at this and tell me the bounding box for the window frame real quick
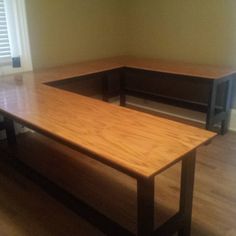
[0,0,32,76]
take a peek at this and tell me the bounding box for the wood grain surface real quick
[122,56,236,79]
[0,57,217,179]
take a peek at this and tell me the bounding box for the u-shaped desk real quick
[1,56,233,235]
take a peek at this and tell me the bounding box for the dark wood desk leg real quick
[102,75,109,102]
[221,79,233,135]
[4,117,17,146]
[137,177,155,236]
[206,81,217,131]
[221,113,230,135]
[178,151,196,236]
[120,69,126,107]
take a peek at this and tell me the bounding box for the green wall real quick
[25,0,128,69]
[127,0,236,66]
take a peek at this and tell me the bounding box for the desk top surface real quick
[123,57,236,79]
[32,56,236,81]
[0,57,218,179]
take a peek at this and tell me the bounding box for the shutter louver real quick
[0,0,11,65]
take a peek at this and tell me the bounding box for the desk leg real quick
[178,151,196,236]
[137,177,155,236]
[120,70,126,107]
[4,117,17,146]
[206,81,217,131]
[220,79,233,135]
[206,78,233,135]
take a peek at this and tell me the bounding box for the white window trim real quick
[0,0,32,76]
[230,109,236,131]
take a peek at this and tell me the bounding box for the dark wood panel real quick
[125,68,211,105]
[46,69,120,99]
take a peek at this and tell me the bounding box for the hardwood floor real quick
[0,129,235,236]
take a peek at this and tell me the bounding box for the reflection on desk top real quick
[123,57,236,79]
[0,57,217,179]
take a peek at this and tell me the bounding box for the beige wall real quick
[26,0,236,67]
[25,0,236,106]
[127,0,236,66]
[25,0,128,69]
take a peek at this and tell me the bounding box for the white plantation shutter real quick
[0,0,11,65]
[0,0,32,138]
[0,0,31,74]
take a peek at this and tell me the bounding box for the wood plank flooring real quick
[0,129,235,236]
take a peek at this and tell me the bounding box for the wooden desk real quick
[45,57,235,134]
[0,57,216,235]
[121,57,235,135]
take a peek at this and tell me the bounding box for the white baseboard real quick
[230,109,236,131]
